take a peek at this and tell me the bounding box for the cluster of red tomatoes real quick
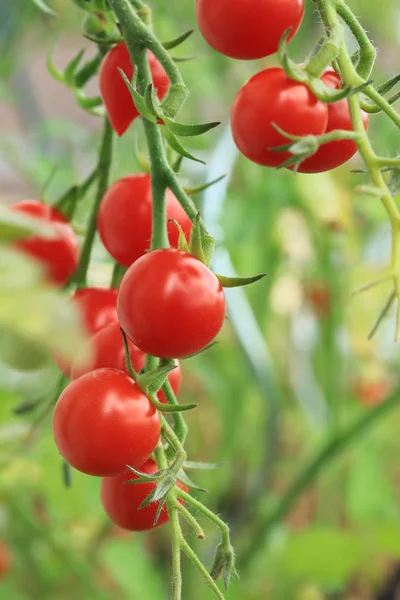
[196,0,368,173]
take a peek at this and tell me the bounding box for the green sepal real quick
[144,83,161,119]
[188,212,205,262]
[74,89,103,114]
[74,53,102,88]
[171,55,197,63]
[62,461,72,489]
[71,0,92,9]
[139,473,175,509]
[177,469,208,493]
[201,235,215,268]
[388,164,400,196]
[125,465,165,483]
[172,154,184,173]
[118,68,158,123]
[210,542,237,590]
[162,29,195,51]
[184,460,225,470]
[161,83,189,119]
[31,0,56,16]
[351,48,360,67]
[137,363,176,395]
[168,219,190,253]
[47,48,65,83]
[160,126,205,164]
[377,73,400,96]
[185,174,226,196]
[64,49,86,86]
[163,117,220,137]
[13,400,39,415]
[181,341,218,359]
[216,273,266,288]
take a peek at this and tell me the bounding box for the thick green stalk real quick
[73,118,114,287]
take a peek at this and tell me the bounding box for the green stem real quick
[240,384,400,569]
[364,85,400,129]
[178,489,230,548]
[176,502,205,539]
[336,0,376,79]
[162,379,188,443]
[73,117,114,287]
[180,539,225,600]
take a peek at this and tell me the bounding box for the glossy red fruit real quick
[73,287,118,335]
[231,68,328,167]
[70,322,182,403]
[296,69,369,173]
[117,249,226,359]
[98,174,192,267]
[0,542,12,580]
[196,0,304,60]
[99,42,170,136]
[52,368,161,477]
[101,459,188,531]
[11,200,78,285]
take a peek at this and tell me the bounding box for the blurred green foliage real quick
[0,0,400,599]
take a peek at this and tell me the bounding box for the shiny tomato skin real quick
[98,174,192,267]
[117,249,226,359]
[52,368,161,476]
[70,322,182,403]
[99,42,170,136]
[196,0,304,60]
[296,70,369,173]
[101,459,188,531]
[231,68,328,167]
[11,200,78,286]
[73,287,118,336]
[0,542,12,580]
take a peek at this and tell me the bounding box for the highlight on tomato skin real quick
[196,0,304,61]
[11,200,79,286]
[101,458,188,531]
[99,41,170,136]
[117,248,226,359]
[52,368,161,477]
[70,321,182,403]
[98,173,192,267]
[230,68,328,168]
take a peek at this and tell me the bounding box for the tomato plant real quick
[98,174,192,266]
[117,249,226,358]
[196,0,304,60]
[101,459,188,531]
[52,368,161,476]
[11,200,78,285]
[230,68,328,167]
[99,42,170,136]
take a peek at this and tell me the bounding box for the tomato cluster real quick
[195,0,367,173]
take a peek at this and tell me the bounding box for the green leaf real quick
[160,126,205,164]
[216,272,266,288]
[118,68,158,123]
[162,29,195,50]
[163,117,220,137]
[31,0,56,16]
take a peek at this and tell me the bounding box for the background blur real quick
[1,0,400,598]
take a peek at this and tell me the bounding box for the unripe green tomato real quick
[0,329,50,372]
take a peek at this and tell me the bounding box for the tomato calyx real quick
[210,541,238,591]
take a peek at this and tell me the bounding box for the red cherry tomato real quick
[52,368,161,476]
[101,459,188,531]
[0,542,12,580]
[295,70,369,173]
[231,68,328,167]
[73,287,118,335]
[70,322,182,403]
[99,42,170,136]
[98,174,192,267]
[11,200,78,286]
[117,249,226,359]
[196,0,304,60]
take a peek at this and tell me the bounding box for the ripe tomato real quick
[70,322,182,403]
[0,541,12,580]
[117,249,226,359]
[11,200,78,286]
[101,458,188,531]
[98,174,192,267]
[52,368,161,476]
[99,42,170,136]
[231,68,328,167]
[196,0,304,60]
[73,287,118,336]
[295,70,369,173]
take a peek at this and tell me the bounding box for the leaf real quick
[160,126,205,164]
[162,29,195,50]
[163,117,220,137]
[31,0,56,16]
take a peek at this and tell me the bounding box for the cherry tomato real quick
[73,287,118,335]
[353,379,391,407]
[101,459,188,531]
[70,322,182,403]
[0,541,12,580]
[117,249,226,359]
[98,174,192,267]
[52,368,161,476]
[295,70,369,173]
[196,0,304,60]
[231,68,328,167]
[99,42,170,136]
[11,200,78,286]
